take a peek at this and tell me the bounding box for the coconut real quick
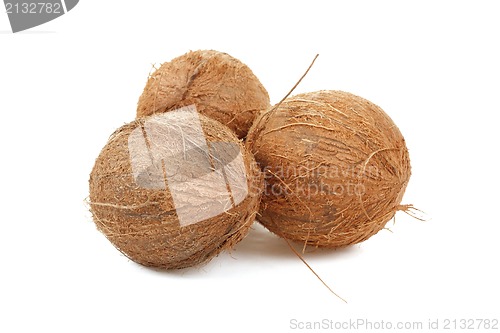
[136,50,271,139]
[89,106,263,269]
[246,90,411,248]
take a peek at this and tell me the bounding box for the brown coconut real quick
[246,90,411,248]
[136,50,271,139]
[89,108,263,269]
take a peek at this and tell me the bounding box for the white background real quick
[1,1,499,332]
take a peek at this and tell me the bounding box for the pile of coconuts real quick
[89,50,411,270]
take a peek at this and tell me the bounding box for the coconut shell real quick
[89,108,263,269]
[136,50,271,139]
[246,90,411,248]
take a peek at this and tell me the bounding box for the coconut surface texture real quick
[89,108,263,269]
[246,90,411,248]
[137,50,271,139]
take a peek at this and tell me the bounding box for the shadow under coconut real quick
[232,222,363,262]
[141,222,363,277]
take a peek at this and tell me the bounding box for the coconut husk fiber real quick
[246,90,411,248]
[89,108,263,269]
[136,50,271,139]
